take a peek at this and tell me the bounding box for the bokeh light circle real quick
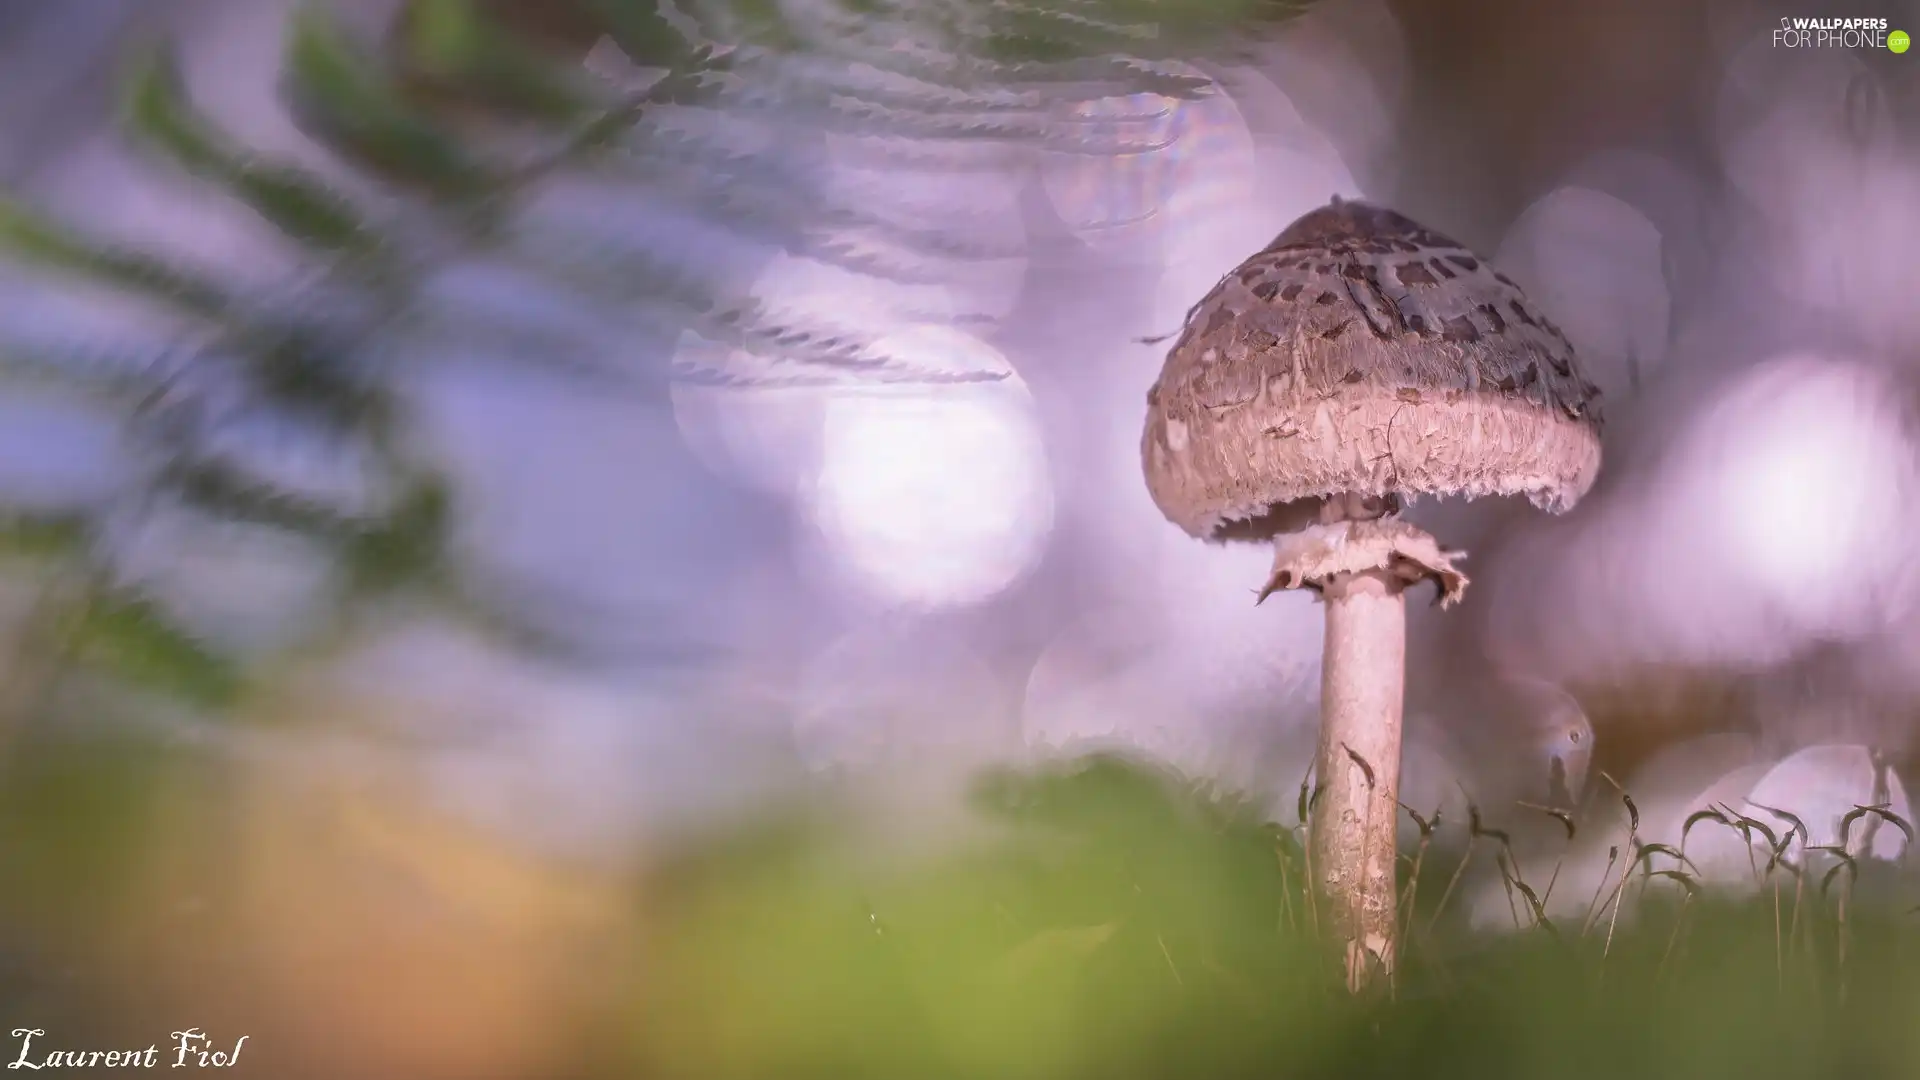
[801,326,1054,612]
[1688,355,1920,642]
[1495,186,1670,405]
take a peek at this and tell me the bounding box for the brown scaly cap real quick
[1141,197,1605,541]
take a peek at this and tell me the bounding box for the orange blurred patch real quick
[213,758,631,1079]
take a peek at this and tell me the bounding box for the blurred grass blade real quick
[1633,842,1699,877]
[1813,846,1859,897]
[122,43,375,254]
[1719,806,1779,852]
[1647,869,1701,898]
[282,4,495,200]
[1748,801,1810,850]
[0,196,232,319]
[1681,807,1730,849]
[1840,803,1915,852]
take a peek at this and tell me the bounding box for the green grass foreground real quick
[2,729,1919,1079]
[612,755,1920,1080]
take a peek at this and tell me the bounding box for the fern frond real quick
[396,0,608,124]
[810,96,1183,151]
[1,0,1328,710]
[576,148,1013,285]
[585,0,709,69]
[668,360,1008,389]
[337,474,454,597]
[503,224,877,369]
[69,585,245,709]
[121,44,380,256]
[225,322,400,437]
[282,4,500,199]
[0,337,174,408]
[666,316,1013,387]
[0,197,236,320]
[155,457,366,540]
[396,290,656,387]
[781,232,998,287]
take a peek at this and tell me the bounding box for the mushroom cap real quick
[1141,198,1605,541]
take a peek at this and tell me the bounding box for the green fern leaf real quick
[121,43,377,255]
[235,322,398,436]
[0,196,233,320]
[583,0,704,69]
[510,227,955,379]
[0,337,170,407]
[340,475,453,596]
[561,63,731,159]
[578,150,1002,286]
[156,458,364,540]
[282,4,497,200]
[669,361,1005,389]
[71,587,244,709]
[396,0,606,123]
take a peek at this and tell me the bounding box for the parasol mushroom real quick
[1139,196,1604,990]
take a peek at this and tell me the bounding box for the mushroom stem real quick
[1312,567,1407,993]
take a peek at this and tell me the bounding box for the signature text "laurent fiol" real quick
[8,1028,248,1069]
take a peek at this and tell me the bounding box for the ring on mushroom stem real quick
[1137,196,1604,992]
